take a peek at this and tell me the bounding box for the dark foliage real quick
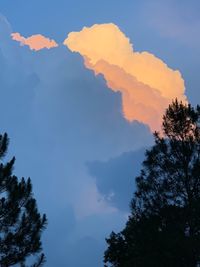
[0,133,47,267]
[104,100,200,267]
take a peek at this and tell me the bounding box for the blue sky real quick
[0,1,200,266]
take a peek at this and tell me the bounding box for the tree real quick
[104,100,200,267]
[0,133,47,267]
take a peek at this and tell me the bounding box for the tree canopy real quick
[104,100,200,267]
[0,133,47,267]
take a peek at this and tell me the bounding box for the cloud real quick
[11,32,58,51]
[88,148,146,212]
[29,47,153,218]
[0,14,153,266]
[0,15,152,266]
[64,23,187,132]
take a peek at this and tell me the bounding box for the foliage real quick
[0,133,47,267]
[104,100,200,267]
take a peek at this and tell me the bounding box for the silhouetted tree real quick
[0,133,47,267]
[104,100,200,267]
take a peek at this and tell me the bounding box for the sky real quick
[0,1,200,266]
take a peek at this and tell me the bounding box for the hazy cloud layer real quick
[11,32,58,51]
[0,17,153,267]
[64,23,187,132]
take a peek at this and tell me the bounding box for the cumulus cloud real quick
[0,14,169,267]
[11,32,58,51]
[0,14,153,266]
[64,23,187,132]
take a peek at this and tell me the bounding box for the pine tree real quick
[0,133,47,267]
[104,100,200,267]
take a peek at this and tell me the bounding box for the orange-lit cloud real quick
[11,32,58,51]
[64,23,187,132]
